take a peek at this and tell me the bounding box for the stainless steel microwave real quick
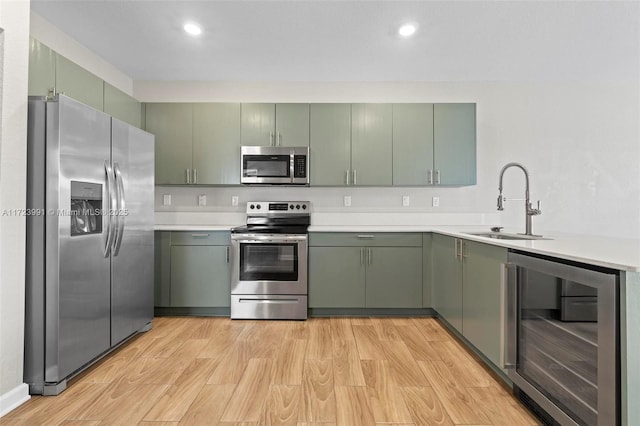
[241,146,309,185]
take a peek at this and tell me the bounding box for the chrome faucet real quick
[497,162,542,236]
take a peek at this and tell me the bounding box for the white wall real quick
[146,80,640,239]
[0,0,31,416]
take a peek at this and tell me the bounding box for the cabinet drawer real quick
[171,231,230,246]
[309,232,422,247]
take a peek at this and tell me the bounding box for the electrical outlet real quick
[343,196,352,207]
[198,195,206,206]
[432,196,440,207]
[163,194,171,206]
[232,196,239,206]
[402,195,410,207]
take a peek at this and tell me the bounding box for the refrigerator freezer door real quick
[110,118,155,345]
[45,95,112,384]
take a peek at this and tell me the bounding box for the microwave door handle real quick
[504,263,518,369]
[290,151,295,183]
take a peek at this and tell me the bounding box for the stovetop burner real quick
[232,201,311,235]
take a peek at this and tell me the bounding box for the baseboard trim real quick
[0,383,30,418]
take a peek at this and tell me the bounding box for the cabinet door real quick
[55,54,104,112]
[392,103,434,186]
[28,38,56,97]
[351,103,393,186]
[309,104,352,186]
[462,240,507,368]
[241,103,275,146]
[432,234,463,331]
[309,246,365,308]
[193,103,241,184]
[275,103,309,147]
[366,247,422,308]
[170,245,230,307]
[154,232,172,307]
[104,83,142,128]
[145,103,193,184]
[422,233,433,308]
[433,103,476,185]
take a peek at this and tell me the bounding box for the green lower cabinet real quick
[432,234,463,331]
[308,233,422,309]
[422,233,433,307]
[366,247,422,308]
[432,233,508,370]
[309,246,365,308]
[154,231,231,309]
[170,245,230,307]
[462,241,507,369]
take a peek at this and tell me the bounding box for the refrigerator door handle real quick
[112,162,126,256]
[103,161,116,257]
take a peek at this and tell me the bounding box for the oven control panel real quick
[247,201,310,214]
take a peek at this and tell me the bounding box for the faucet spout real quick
[496,162,541,236]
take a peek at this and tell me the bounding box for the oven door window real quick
[239,242,298,281]
[243,155,290,178]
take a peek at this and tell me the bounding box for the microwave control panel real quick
[294,155,307,178]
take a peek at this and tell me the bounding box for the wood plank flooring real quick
[2,317,541,425]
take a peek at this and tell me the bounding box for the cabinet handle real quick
[345,170,350,185]
[368,248,372,265]
[360,248,364,265]
[193,168,197,184]
[427,170,433,185]
[435,169,441,185]
[226,246,230,263]
[277,132,282,146]
[455,238,461,261]
[353,169,357,185]
[190,233,210,238]
[270,132,275,146]
[357,235,374,239]
[461,240,467,261]
[186,168,191,184]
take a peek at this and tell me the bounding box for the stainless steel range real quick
[230,201,310,319]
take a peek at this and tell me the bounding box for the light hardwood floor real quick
[2,317,541,425]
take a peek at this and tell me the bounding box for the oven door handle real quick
[231,235,307,242]
[504,262,518,370]
[238,298,302,304]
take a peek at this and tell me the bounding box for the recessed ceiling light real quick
[184,22,202,36]
[398,23,417,38]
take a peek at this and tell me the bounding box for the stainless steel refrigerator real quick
[24,95,155,395]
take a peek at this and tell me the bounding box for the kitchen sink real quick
[464,232,550,241]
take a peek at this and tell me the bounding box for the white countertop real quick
[154,212,640,272]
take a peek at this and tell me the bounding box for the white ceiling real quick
[31,0,639,82]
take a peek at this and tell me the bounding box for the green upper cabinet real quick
[193,103,241,185]
[392,104,434,186]
[55,54,104,112]
[145,103,193,185]
[351,103,393,186]
[462,240,507,369]
[310,103,352,186]
[28,38,56,97]
[241,103,309,147]
[241,103,275,146]
[103,83,142,128]
[433,103,476,185]
[275,103,309,147]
